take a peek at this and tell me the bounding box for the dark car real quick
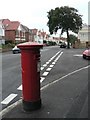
[12,45,21,54]
[60,42,67,48]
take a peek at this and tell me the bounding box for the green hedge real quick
[43,40,56,46]
[2,43,15,49]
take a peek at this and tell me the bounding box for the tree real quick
[47,6,82,48]
[69,34,78,44]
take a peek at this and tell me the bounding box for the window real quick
[16,30,20,37]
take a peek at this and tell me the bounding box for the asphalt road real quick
[1,46,89,116]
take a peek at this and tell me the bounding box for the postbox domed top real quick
[17,42,43,49]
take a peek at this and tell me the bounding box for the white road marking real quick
[46,67,52,71]
[17,77,46,90]
[1,94,17,105]
[42,72,49,76]
[54,51,61,56]
[48,59,52,62]
[73,54,83,57]
[46,62,50,65]
[17,85,22,91]
[43,64,47,67]
[52,62,55,65]
[48,51,61,63]
[54,52,63,62]
[49,51,60,61]
[40,67,44,71]
[49,64,54,68]
[41,65,90,90]
[17,77,46,89]
[40,77,45,83]
[41,50,62,71]
[41,51,63,81]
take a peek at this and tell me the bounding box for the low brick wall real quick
[72,41,90,49]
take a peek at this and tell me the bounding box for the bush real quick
[47,41,56,46]
[5,40,13,45]
[2,43,16,49]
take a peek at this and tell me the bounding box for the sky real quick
[0,0,89,35]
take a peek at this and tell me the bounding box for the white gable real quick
[17,25,22,31]
[0,26,4,36]
[78,24,90,42]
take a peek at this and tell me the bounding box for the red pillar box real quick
[17,42,43,111]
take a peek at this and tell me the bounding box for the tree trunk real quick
[66,30,70,49]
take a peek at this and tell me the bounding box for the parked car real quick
[12,45,21,54]
[83,49,90,60]
[60,42,67,48]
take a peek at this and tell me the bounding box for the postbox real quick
[17,42,43,111]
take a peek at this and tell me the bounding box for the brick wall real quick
[25,32,29,41]
[5,30,15,43]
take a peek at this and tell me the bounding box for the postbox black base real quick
[22,99,41,111]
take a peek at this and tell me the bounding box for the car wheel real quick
[83,55,86,59]
[88,57,90,60]
[13,51,15,54]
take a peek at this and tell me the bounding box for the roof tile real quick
[6,21,20,30]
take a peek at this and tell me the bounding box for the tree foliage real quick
[47,6,82,48]
[69,34,78,44]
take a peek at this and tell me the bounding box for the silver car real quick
[12,45,21,54]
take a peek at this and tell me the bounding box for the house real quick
[20,24,31,42]
[35,30,47,44]
[48,36,67,45]
[0,20,5,44]
[29,28,38,42]
[5,21,21,43]
[0,19,11,29]
[0,19,31,44]
[5,21,30,43]
[0,19,51,45]
[31,29,48,44]
[78,24,90,48]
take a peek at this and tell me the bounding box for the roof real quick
[0,19,11,29]
[21,24,29,32]
[2,19,11,26]
[5,21,20,30]
[0,19,20,30]
[29,29,38,35]
[41,32,46,37]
